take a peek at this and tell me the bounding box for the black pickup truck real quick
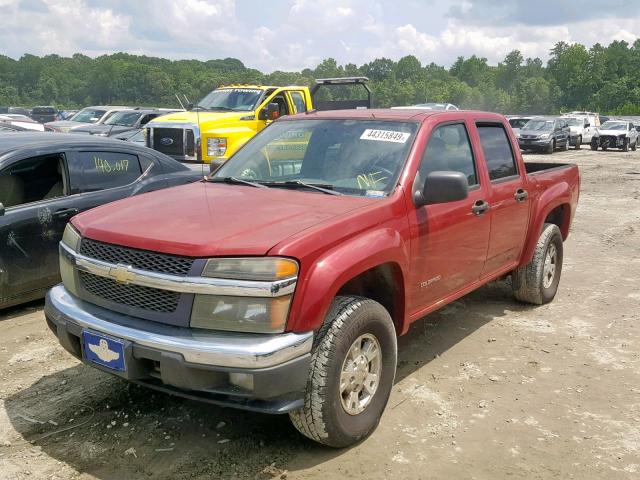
[0,133,202,309]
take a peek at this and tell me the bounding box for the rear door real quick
[475,121,531,277]
[408,120,491,312]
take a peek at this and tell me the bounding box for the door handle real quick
[471,200,490,215]
[54,207,79,219]
[514,188,529,202]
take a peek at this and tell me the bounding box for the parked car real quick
[0,106,32,117]
[55,110,78,121]
[45,108,580,447]
[0,114,45,131]
[31,106,58,123]
[45,106,130,133]
[507,116,533,137]
[392,102,459,111]
[0,122,29,132]
[590,120,638,151]
[0,133,202,309]
[562,116,591,149]
[518,117,571,153]
[73,109,175,137]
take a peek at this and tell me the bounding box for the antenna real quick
[174,94,185,110]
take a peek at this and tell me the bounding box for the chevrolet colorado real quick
[45,109,580,447]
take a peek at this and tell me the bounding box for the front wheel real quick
[512,223,563,305]
[575,136,581,150]
[289,296,397,448]
[632,139,637,151]
[590,139,598,151]
[546,140,554,154]
[623,138,629,152]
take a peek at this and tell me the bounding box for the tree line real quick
[1,39,640,115]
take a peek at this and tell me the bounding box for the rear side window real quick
[419,123,478,186]
[477,124,518,181]
[289,91,307,113]
[69,151,142,192]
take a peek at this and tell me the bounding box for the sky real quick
[1,0,639,72]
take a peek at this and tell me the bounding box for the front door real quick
[408,121,491,315]
[0,153,75,305]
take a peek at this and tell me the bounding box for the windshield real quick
[509,118,530,129]
[104,111,139,126]
[524,120,554,131]
[565,118,583,126]
[214,119,419,196]
[600,121,626,130]
[70,108,106,123]
[197,88,263,111]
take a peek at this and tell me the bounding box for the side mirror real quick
[414,171,469,208]
[259,102,280,121]
[0,202,4,216]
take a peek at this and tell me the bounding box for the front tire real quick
[512,223,563,305]
[546,140,554,154]
[575,135,582,150]
[632,139,637,151]
[289,296,397,448]
[623,138,629,152]
[590,139,598,151]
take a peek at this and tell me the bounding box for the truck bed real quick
[524,162,574,175]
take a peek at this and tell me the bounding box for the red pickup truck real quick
[45,109,580,447]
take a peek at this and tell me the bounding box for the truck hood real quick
[44,120,91,132]
[72,182,377,257]
[73,124,134,135]
[568,126,582,134]
[151,111,250,130]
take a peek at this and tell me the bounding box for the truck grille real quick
[80,239,194,276]
[151,127,196,158]
[80,271,180,313]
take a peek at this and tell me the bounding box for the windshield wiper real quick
[269,180,343,196]
[204,106,237,112]
[205,176,269,188]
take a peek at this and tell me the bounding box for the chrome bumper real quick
[45,284,313,369]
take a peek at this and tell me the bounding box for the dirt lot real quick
[1,148,639,480]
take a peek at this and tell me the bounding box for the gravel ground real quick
[1,148,639,480]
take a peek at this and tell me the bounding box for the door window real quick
[418,123,478,187]
[69,151,142,192]
[0,154,66,208]
[289,91,307,113]
[269,93,291,117]
[477,124,518,181]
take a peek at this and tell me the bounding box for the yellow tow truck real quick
[145,77,371,170]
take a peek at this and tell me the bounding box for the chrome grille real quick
[80,271,180,313]
[152,127,185,156]
[80,239,194,276]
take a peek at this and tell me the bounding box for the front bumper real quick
[45,285,313,413]
[518,138,551,150]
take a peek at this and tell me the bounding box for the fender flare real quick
[519,181,572,267]
[287,228,409,333]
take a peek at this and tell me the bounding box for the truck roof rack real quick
[311,77,372,111]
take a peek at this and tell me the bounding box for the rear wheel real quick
[575,135,582,150]
[289,296,397,448]
[512,223,563,305]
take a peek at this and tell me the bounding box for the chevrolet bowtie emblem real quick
[109,264,136,284]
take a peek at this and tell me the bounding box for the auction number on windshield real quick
[94,156,130,173]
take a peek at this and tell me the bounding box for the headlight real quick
[191,257,298,333]
[207,137,227,157]
[539,133,550,139]
[60,224,81,295]
[191,294,293,333]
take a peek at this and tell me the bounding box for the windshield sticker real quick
[360,129,410,143]
[357,171,388,189]
[365,190,386,198]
